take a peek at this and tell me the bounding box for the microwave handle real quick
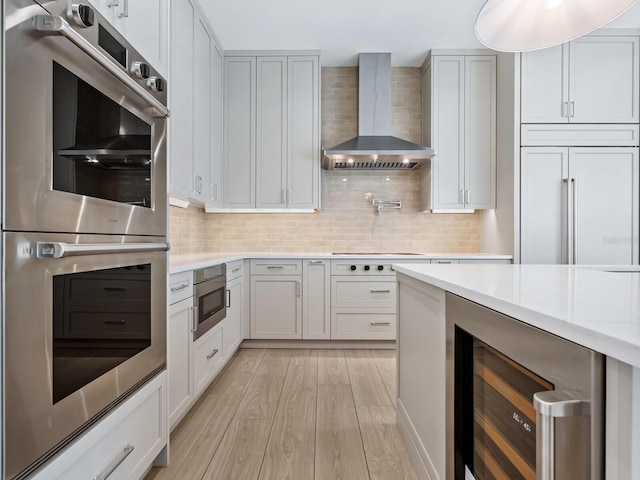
[533,390,591,480]
[34,15,169,118]
[36,242,170,259]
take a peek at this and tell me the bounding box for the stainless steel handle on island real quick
[533,390,591,480]
[94,445,134,480]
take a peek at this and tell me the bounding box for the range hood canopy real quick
[323,53,435,170]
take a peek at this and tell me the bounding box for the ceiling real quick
[200,0,640,67]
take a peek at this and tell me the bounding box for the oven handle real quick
[533,390,591,480]
[35,15,169,118]
[36,242,170,259]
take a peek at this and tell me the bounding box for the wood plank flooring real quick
[146,348,417,480]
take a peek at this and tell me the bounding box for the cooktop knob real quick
[71,3,95,27]
[364,265,371,271]
[147,77,165,92]
[378,265,384,271]
[350,265,357,271]
[131,61,150,79]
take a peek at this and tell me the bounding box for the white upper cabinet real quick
[521,36,639,124]
[90,0,168,77]
[169,0,224,207]
[224,57,256,208]
[422,53,496,210]
[223,53,320,211]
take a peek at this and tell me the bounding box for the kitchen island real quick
[393,263,640,480]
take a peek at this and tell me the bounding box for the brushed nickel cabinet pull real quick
[207,349,219,360]
[94,445,134,480]
[370,321,391,326]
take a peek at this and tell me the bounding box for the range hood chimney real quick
[323,53,435,170]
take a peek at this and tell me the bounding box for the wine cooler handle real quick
[533,391,590,480]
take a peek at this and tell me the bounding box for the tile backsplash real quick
[169,67,481,255]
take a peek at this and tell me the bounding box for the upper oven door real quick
[4,0,168,236]
[3,231,168,480]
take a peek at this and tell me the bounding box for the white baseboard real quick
[239,339,395,349]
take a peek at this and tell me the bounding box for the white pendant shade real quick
[476,0,638,52]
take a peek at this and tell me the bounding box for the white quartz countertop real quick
[169,252,512,274]
[392,263,640,368]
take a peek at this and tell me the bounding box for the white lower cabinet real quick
[31,372,167,480]
[224,264,244,353]
[168,297,193,430]
[303,259,330,339]
[250,275,302,339]
[193,323,224,398]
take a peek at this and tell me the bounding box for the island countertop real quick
[392,263,640,368]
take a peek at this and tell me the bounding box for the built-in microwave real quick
[4,0,169,236]
[193,264,227,340]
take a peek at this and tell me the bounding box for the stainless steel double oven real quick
[4,1,169,478]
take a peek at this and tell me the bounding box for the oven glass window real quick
[199,287,225,325]
[52,62,152,208]
[52,264,152,404]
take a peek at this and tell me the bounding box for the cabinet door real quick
[520,147,570,264]
[303,260,329,339]
[570,147,638,264]
[521,44,569,123]
[464,56,496,209]
[288,56,320,209]
[192,17,212,202]
[168,297,193,430]
[168,0,195,199]
[224,276,243,353]
[431,56,465,209]
[88,0,115,22]
[224,57,256,208]
[117,0,169,77]
[570,36,640,124]
[256,57,288,208]
[209,42,224,207]
[250,275,302,339]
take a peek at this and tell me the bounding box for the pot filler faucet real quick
[371,196,402,216]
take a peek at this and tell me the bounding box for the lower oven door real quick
[3,232,168,480]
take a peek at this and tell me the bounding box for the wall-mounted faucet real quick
[371,196,402,216]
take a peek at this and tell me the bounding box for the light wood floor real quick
[146,348,418,480]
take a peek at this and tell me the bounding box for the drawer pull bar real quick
[309,260,323,264]
[104,287,126,292]
[370,289,391,293]
[370,321,391,326]
[207,349,219,360]
[267,266,285,269]
[232,267,241,273]
[170,282,190,293]
[103,320,126,325]
[94,444,134,480]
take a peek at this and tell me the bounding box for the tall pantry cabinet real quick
[223,53,320,211]
[519,34,640,265]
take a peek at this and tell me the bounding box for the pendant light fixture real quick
[475,0,638,52]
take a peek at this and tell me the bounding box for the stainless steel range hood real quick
[323,53,435,170]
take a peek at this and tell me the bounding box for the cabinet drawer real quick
[331,277,397,308]
[250,259,302,275]
[331,309,396,340]
[227,260,244,280]
[32,372,167,480]
[193,324,224,398]
[169,271,193,305]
